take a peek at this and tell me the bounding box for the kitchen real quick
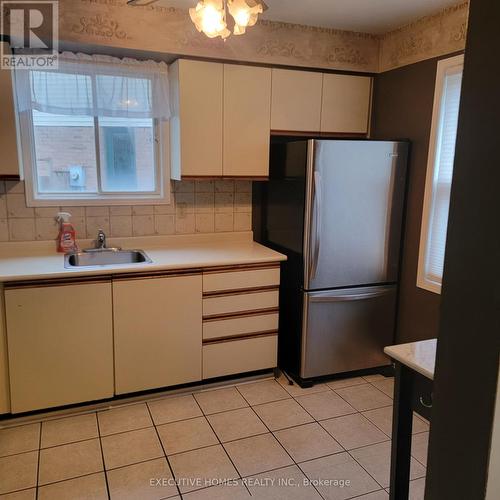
[0,1,498,499]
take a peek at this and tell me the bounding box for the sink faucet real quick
[95,229,107,249]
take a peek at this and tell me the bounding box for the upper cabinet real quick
[270,69,372,135]
[271,69,323,132]
[170,60,271,178]
[170,59,372,178]
[170,59,224,177]
[320,74,372,134]
[0,42,22,178]
[223,65,271,177]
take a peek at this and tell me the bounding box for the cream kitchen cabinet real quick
[170,59,224,177]
[5,280,114,413]
[223,64,271,177]
[271,68,323,132]
[320,73,372,133]
[170,59,272,178]
[202,264,280,378]
[0,42,22,178]
[113,273,202,394]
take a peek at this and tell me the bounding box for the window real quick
[417,54,464,293]
[14,53,171,206]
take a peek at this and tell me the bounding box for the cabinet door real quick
[5,282,114,413]
[320,74,372,133]
[223,64,271,177]
[271,69,322,132]
[170,60,223,177]
[113,274,202,394]
[0,42,21,178]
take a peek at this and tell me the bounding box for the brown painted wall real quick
[371,55,457,343]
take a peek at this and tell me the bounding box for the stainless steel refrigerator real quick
[255,138,408,385]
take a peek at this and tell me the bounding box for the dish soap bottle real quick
[56,212,78,253]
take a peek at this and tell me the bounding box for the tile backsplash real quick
[0,180,252,242]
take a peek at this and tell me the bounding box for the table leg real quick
[389,362,414,500]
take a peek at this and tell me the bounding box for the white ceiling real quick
[158,0,460,34]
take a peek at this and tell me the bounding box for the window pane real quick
[98,117,156,192]
[425,70,462,284]
[32,110,98,193]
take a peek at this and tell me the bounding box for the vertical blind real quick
[424,65,463,286]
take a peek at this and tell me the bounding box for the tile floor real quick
[0,374,429,499]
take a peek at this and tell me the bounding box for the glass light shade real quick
[189,0,230,39]
[228,0,263,35]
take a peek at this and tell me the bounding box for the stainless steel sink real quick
[64,249,152,268]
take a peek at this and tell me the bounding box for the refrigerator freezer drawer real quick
[301,285,397,378]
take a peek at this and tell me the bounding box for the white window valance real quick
[15,52,170,120]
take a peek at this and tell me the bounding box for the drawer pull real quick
[419,395,433,408]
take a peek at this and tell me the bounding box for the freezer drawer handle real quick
[310,289,394,303]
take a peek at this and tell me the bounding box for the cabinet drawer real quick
[203,267,280,293]
[203,312,278,340]
[203,335,277,379]
[203,290,278,317]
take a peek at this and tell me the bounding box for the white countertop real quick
[0,232,287,283]
[384,339,437,380]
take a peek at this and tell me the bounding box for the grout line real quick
[95,411,112,500]
[145,403,182,499]
[35,421,42,500]
[189,393,246,492]
[36,470,108,493]
[238,384,327,500]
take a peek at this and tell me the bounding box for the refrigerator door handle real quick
[309,287,395,303]
[310,171,322,281]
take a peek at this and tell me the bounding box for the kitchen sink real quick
[64,249,152,268]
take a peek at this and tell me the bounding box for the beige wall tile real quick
[132,205,154,216]
[215,213,233,232]
[0,197,8,219]
[154,202,175,215]
[35,218,59,241]
[195,213,215,233]
[132,215,155,236]
[215,180,234,193]
[86,217,110,239]
[8,219,35,241]
[175,213,195,234]
[154,214,175,235]
[174,180,194,193]
[35,207,58,218]
[110,216,133,237]
[60,206,85,217]
[235,180,252,193]
[175,193,195,215]
[85,206,109,217]
[0,219,8,241]
[215,192,234,213]
[109,206,132,216]
[234,192,252,213]
[6,194,34,218]
[234,213,252,232]
[195,192,214,213]
[195,180,215,192]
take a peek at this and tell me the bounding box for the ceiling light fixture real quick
[189,0,267,40]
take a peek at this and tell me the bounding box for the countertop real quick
[0,232,287,283]
[384,339,437,380]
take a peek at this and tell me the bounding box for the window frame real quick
[16,74,171,207]
[417,54,464,294]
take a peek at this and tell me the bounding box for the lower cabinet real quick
[5,281,114,413]
[113,273,202,394]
